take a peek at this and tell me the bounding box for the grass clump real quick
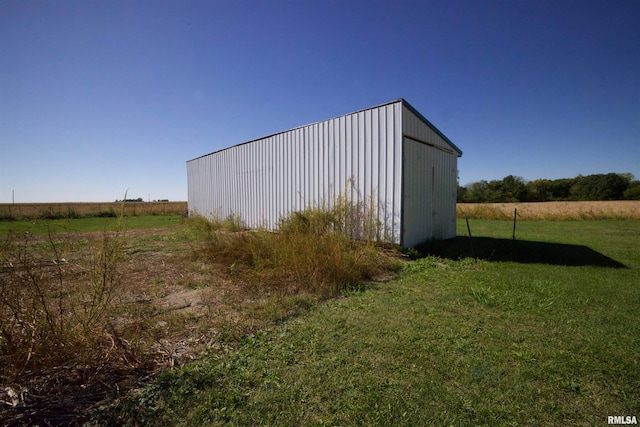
[181,212,246,239]
[187,198,388,299]
[279,194,382,242]
[273,219,379,296]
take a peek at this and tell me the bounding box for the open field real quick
[4,200,637,221]
[93,218,638,426]
[457,200,640,220]
[0,201,187,220]
[0,214,183,236]
[1,215,638,425]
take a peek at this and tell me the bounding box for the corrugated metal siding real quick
[187,101,404,243]
[187,99,460,247]
[401,104,458,246]
[402,104,459,155]
[402,138,434,246]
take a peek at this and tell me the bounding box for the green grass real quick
[0,214,183,236]
[96,219,640,426]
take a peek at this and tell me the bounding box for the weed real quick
[96,210,117,218]
[187,196,389,299]
[0,205,133,385]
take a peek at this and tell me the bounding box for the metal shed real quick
[187,98,462,247]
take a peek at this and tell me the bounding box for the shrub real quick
[96,210,117,218]
[279,195,382,243]
[183,212,246,236]
[624,183,640,200]
[187,198,387,298]
[0,215,131,382]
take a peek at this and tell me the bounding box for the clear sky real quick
[1,0,638,203]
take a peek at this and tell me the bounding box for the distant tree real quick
[620,172,635,183]
[499,175,526,202]
[546,178,575,200]
[464,180,491,202]
[523,179,548,201]
[571,173,629,200]
[485,179,504,202]
[623,180,640,200]
[462,176,526,202]
[457,185,468,202]
[460,172,634,202]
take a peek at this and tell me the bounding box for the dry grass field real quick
[457,200,640,220]
[0,202,187,219]
[5,200,638,221]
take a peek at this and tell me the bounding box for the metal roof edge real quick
[399,98,463,157]
[186,99,407,163]
[187,98,464,162]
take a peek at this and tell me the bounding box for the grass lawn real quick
[0,214,183,236]
[93,219,639,425]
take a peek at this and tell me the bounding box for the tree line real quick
[458,173,640,203]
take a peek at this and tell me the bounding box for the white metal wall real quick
[187,99,461,247]
[187,101,405,243]
[401,104,459,246]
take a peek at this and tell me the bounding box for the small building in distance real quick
[187,98,462,247]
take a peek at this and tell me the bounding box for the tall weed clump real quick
[0,212,129,382]
[274,195,382,295]
[280,194,382,243]
[181,212,246,239]
[189,196,386,298]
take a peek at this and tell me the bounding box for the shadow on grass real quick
[416,237,627,268]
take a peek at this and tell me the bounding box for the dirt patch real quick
[0,228,229,425]
[1,226,399,425]
[157,287,208,313]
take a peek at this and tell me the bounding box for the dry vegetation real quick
[2,200,636,424]
[0,201,187,220]
[457,200,640,220]
[0,201,398,425]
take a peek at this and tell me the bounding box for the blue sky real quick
[1,0,638,203]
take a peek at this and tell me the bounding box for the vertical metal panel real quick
[187,99,457,246]
[401,104,459,245]
[402,138,434,247]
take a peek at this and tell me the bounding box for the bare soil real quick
[1,223,401,426]
[0,227,301,426]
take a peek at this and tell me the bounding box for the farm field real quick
[99,218,639,426]
[0,201,187,220]
[0,213,183,236]
[1,210,639,425]
[457,200,640,220]
[2,199,636,221]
